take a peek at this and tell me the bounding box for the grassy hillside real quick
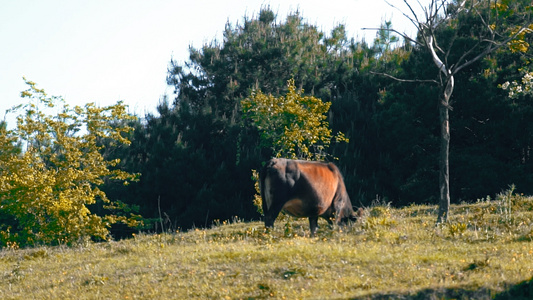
[2,192,533,299]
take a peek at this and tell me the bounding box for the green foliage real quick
[130,8,361,230]
[0,79,140,247]
[242,79,348,161]
[168,7,340,113]
[106,3,533,230]
[373,20,400,56]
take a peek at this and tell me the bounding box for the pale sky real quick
[0,0,426,125]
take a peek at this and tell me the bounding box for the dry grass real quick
[2,193,533,299]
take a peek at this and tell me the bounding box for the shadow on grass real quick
[494,277,533,300]
[350,277,533,300]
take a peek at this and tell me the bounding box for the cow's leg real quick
[263,174,289,230]
[320,209,335,228]
[264,200,285,229]
[325,215,334,226]
[308,216,319,237]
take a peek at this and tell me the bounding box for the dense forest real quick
[2,1,533,244]
[100,2,531,233]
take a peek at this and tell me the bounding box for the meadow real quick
[2,190,533,299]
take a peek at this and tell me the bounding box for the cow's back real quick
[289,160,339,216]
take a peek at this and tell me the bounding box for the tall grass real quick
[2,192,533,299]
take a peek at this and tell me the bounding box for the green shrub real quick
[0,79,141,247]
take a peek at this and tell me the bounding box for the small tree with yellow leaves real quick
[0,79,141,247]
[242,79,348,213]
[243,79,347,161]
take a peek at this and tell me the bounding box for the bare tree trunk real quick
[437,77,454,223]
[437,98,450,223]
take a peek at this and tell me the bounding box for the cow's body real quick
[259,158,357,235]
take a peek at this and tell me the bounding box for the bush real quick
[0,79,141,247]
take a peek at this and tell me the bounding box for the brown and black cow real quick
[259,158,359,236]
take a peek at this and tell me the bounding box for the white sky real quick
[0,0,426,124]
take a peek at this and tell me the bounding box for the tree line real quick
[111,1,531,232]
[1,1,532,245]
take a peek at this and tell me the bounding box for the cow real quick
[259,158,359,236]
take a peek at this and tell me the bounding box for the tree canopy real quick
[111,4,533,230]
[242,78,347,161]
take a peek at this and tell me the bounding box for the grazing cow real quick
[259,158,359,236]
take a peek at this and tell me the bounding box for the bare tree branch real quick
[384,0,422,31]
[378,0,532,86]
[443,24,461,69]
[427,35,449,76]
[453,27,531,75]
[370,71,439,84]
[450,38,484,74]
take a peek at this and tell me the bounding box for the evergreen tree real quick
[108,4,533,230]
[118,8,359,230]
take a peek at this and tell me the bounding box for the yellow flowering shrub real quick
[242,79,347,161]
[0,79,140,247]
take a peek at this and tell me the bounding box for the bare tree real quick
[371,0,531,223]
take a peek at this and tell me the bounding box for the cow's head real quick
[341,207,364,224]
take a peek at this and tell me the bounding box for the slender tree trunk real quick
[437,98,451,223]
[437,77,454,223]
